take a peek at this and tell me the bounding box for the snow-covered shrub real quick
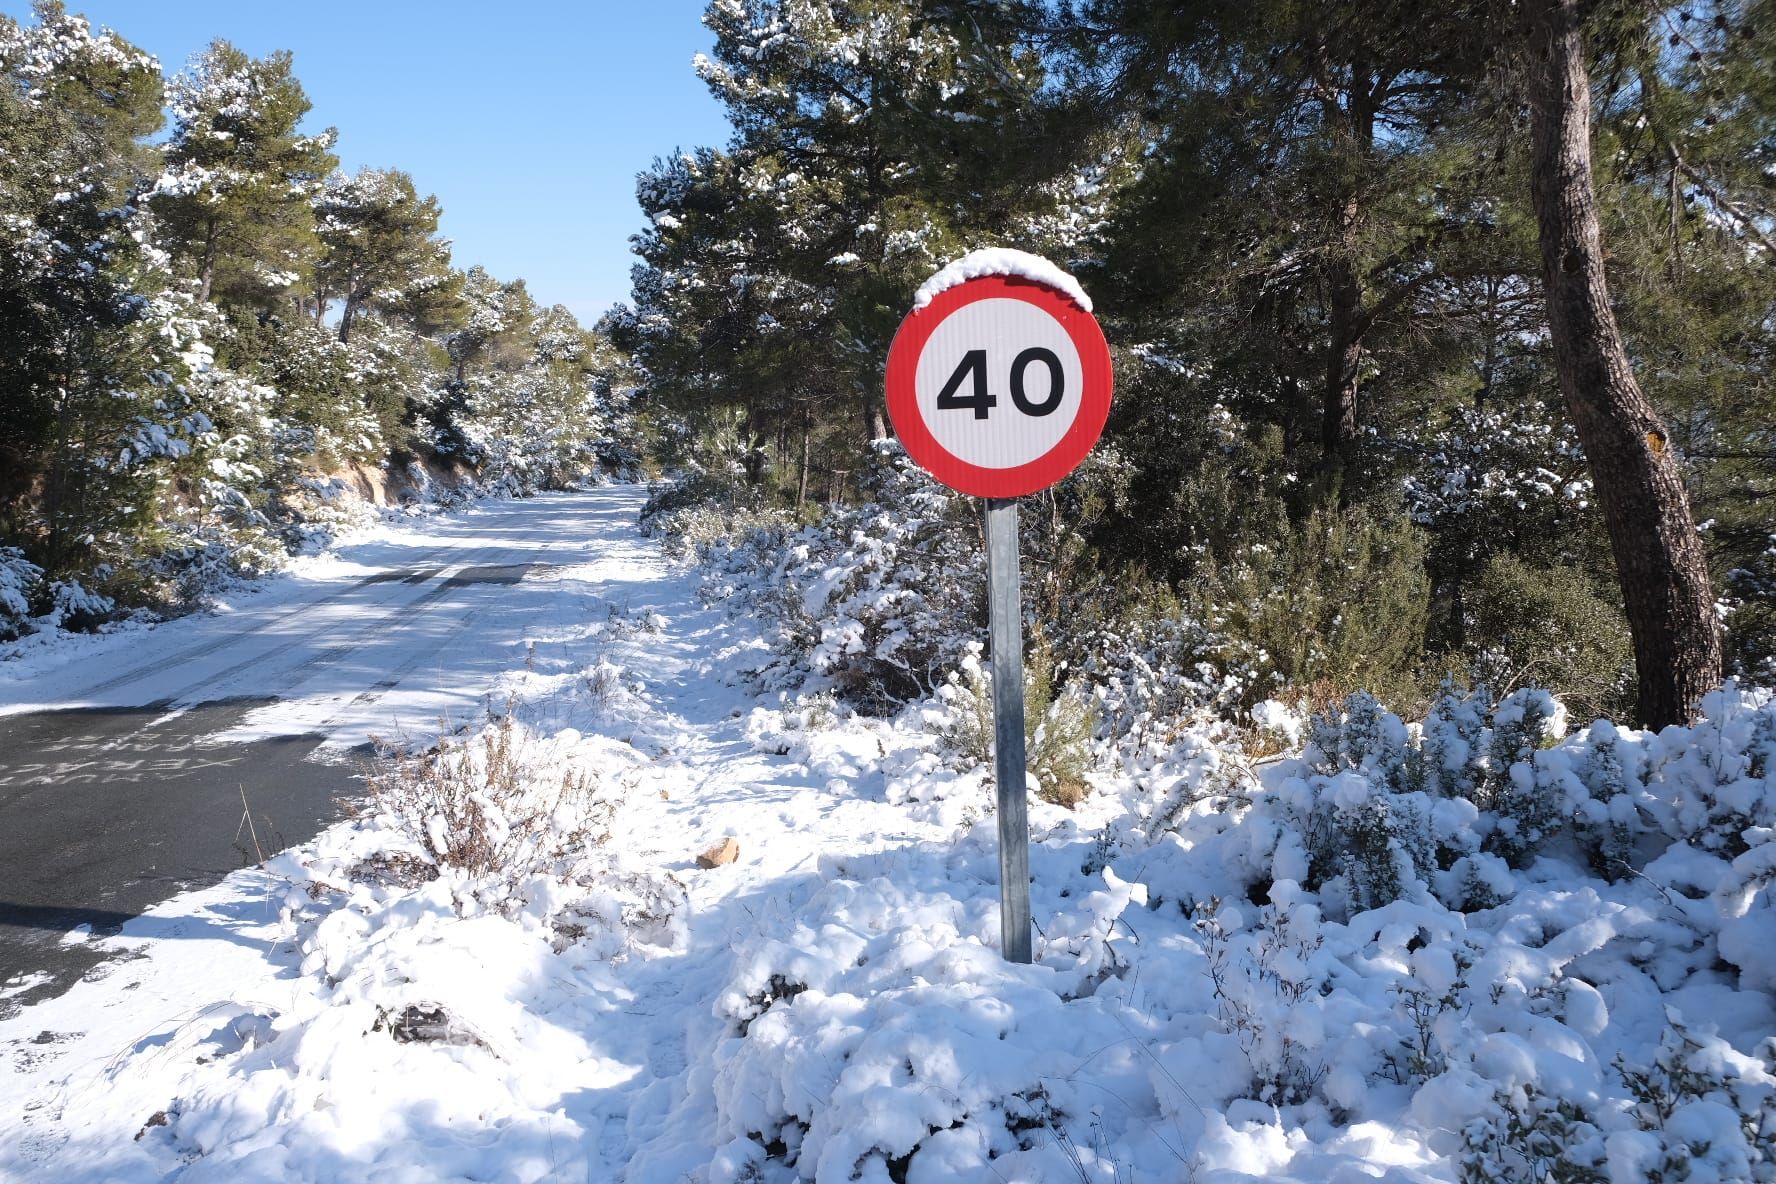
[1480,688,1569,865]
[1457,1080,1610,1184]
[1656,684,1776,860]
[365,711,617,914]
[1452,1016,1776,1184]
[1055,581,1244,763]
[449,361,608,494]
[1196,888,1333,1105]
[653,443,987,711]
[1294,686,1574,912]
[795,445,983,710]
[0,547,43,640]
[1308,690,1415,790]
[143,461,287,607]
[1568,723,1645,878]
[1612,1017,1776,1182]
[275,473,381,553]
[673,865,1148,1184]
[43,578,117,632]
[642,462,773,546]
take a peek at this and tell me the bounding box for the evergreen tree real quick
[152,41,337,310]
[1062,0,1517,503]
[693,0,1061,448]
[1585,0,1776,686]
[314,167,461,343]
[0,3,168,571]
[1519,0,1724,725]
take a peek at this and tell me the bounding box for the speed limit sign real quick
[884,255,1114,966]
[885,273,1113,498]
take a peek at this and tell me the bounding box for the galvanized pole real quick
[984,497,1033,963]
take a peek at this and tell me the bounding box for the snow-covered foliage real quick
[648,443,986,710]
[0,6,634,650]
[643,689,1776,1182]
[643,445,1259,751]
[364,711,617,911]
[0,547,44,639]
[6,488,1773,1183]
[633,489,1776,1180]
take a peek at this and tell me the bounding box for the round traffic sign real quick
[886,274,1113,498]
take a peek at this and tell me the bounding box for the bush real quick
[1467,554,1635,724]
[366,710,615,913]
[40,578,118,633]
[1612,1018,1776,1183]
[0,547,43,641]
[1190,503,1430,707]
[1047,571,1244,760]
[938,642,1100,808]
[651,443,985,711]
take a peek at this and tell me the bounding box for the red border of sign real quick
[885,274,1113,499]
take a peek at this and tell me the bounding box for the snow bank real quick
[912,247,1094,313]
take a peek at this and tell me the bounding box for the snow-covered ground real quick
[2,483,1772,1182]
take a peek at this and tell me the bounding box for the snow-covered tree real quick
[152,41,336,309]
[314,167,461,343]
[628,1,1075,464]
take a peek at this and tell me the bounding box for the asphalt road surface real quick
[0,487,647,1015]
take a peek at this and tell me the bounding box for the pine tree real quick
[1062,0,1516,503]
[694,0,1059,448]
[313,167,460,343]
[1584,0,1776,687]
[1519,0,1724,725]
[153,41,337,310]
[0,3,168,571]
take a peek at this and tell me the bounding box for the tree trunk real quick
[1315,62,1375,500]
[198,216,219,306]
[741,407,766,484]
[863,392,887,445]
[1525,0,1720,727]
[796,413,812,510]
[338,294,359,343]
[1321,238,1363,495]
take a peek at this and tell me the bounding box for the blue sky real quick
[1,1,732,326]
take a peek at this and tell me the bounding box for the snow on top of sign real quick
[911,248,1093,313]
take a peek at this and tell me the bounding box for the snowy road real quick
[0,488,649,1011]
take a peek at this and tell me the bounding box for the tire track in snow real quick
[80,502,547,699]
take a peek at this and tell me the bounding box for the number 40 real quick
[935,348,1065,419]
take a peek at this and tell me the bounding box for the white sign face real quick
[911,297,1085,471]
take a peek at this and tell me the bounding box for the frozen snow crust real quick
[4,479,1773,1183]
[911,247,1094,313]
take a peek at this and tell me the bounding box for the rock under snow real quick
[697,835,741,868]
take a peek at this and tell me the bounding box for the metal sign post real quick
[883,255,1113,963]
[984,497,1033,963]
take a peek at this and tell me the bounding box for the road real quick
[0,486,648,1014]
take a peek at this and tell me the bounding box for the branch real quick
[1669,147,1776,263]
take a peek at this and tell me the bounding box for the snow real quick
[2,483,1773,1182]
[912,247,1094,313]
